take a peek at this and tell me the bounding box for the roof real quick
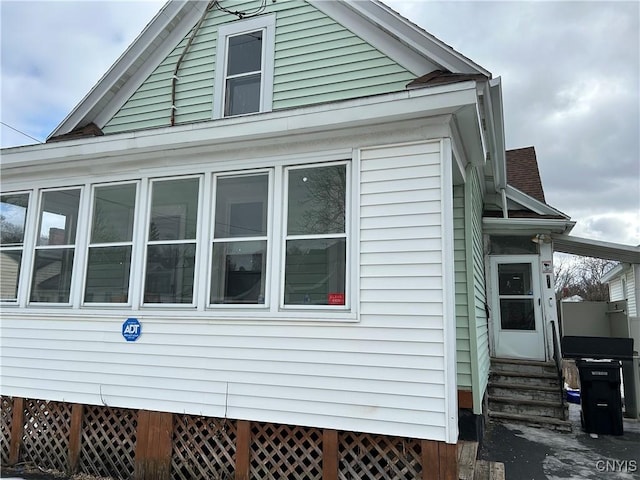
[506,147,546,203]
[552,235,640,264]
[48,0,491,140]
[406,70,488,89]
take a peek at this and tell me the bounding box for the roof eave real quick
[483,217,576,235]
[505,184,570,219]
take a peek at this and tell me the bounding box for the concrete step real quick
[488,382,563,403]
[490,371,561,389]
[457,440,478,480]
[490,357,557,376]
[473,460,505,480]
[489,396,567,419]
[489,411,572,432]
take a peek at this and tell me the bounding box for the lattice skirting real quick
[1,396,12,465]
[0,396,457,480]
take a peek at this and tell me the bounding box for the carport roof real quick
[552,234,640,263]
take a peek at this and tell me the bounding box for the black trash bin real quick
[576,358,623,435]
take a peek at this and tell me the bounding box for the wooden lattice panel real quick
[79,405,137,480]
[171,415,236,480]
[1,396,12,465]
[21,398,71,472]
[250,422,323,480]
[338,432,422,480]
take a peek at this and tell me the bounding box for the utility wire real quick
[0,121,43,143]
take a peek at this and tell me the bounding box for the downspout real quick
[500,188,508,219]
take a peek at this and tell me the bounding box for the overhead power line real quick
[0,121,43,144]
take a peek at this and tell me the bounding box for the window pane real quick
[500,299,535,330]
[1,193,29,245]
[490,235,537,254]
[37,189,81,246]
[287,165,346,235]
[225,74,261,116]
[91,184,136,243]
[30,248,75,303]
[498,263,532,295]
[211,240,266,304]
[0,251,22,301]
[144,244,196,303]
[215,175,268,238]
[284,238,346,305]
[85,246,132,303]
[227,31,262,75]
[149,178,199,241]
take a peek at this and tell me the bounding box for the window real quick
[283,164,347,307]
[84,183,137,304]
[213,15,275,118]
[210,173,269,304]
[30,189,81,303]
[144,177,200,304]
[4,157,353,316]
[0,193,30,302]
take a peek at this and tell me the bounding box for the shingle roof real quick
[506,146,546,203]
[406,69,488,89]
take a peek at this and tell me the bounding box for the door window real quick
[498,263,535,330]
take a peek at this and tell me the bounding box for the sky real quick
[1,0,639,246]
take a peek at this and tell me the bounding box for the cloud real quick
[1,0,638,246]
[386,0,639,245]
[0,0,163,144]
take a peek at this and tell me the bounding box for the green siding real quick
[104,0,414,134]
[455,168,489,413]
[453,185,471,390]
[470,168,489,411]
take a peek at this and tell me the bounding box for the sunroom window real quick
[30,188,81,303]
[0,193,30,302]
[144,177,199,304]
[84,183,137,304]
[210,173,269,304]
[284,164,347,307]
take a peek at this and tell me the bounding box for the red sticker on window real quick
[328,293,345,305]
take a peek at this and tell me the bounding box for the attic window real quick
[214,15,275,119]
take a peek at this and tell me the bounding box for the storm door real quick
[490,255,545,360]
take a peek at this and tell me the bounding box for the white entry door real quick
[490,255,546,361]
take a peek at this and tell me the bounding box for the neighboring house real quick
[603,262,638,318]
[2,1,638,478]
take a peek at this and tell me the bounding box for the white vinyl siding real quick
[103,0,412,134]
[609,270,636,316]
[609,277,624,301]
[0,139,453,442]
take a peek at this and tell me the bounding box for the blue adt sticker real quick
[122,318,141,342]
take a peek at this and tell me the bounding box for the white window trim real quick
[208,169,273,309]
[0,191,32,304]
[141,175,203,308]
[212,14,276,119]
[3,153,359,322]
[280,161,351,311]
[28,186,85,307]
[81,181,140,307]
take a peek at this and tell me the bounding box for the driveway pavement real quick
[479,403,640,480]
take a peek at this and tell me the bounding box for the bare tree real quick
[554,256,617,301]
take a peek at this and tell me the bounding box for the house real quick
[603,262,638,319]
[3,0,637,478]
